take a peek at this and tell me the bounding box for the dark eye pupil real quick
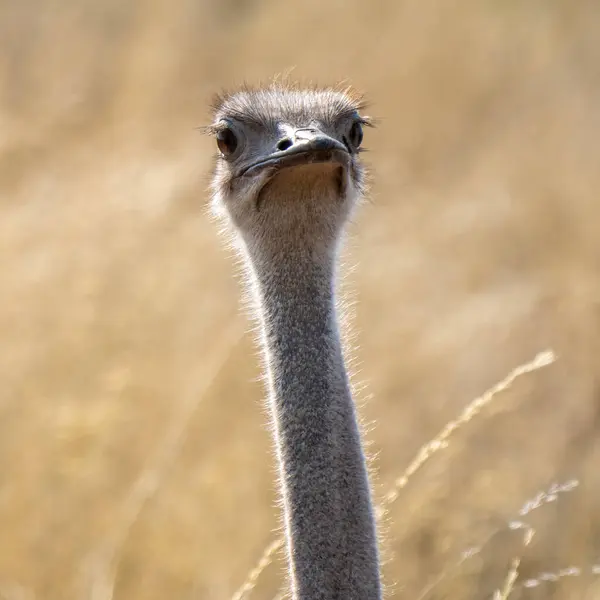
[349,122,363,149]
[217,128,238,156]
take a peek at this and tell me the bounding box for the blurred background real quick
[1,1,599,598]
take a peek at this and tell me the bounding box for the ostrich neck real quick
[247,240,381,600]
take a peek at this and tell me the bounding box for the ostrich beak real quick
[240,128,350,177]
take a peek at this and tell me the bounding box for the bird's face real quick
[208,87,371,248]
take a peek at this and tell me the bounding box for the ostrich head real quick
[208,85,371,250]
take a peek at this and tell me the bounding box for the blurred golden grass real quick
[1,1,600,599]
[234,350,557,600]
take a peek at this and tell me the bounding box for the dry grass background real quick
[1,1,599,598]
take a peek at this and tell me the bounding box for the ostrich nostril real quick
[277,138,293,151]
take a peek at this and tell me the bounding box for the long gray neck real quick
[246,240,381,600]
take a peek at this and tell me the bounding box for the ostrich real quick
[208,84,382,600]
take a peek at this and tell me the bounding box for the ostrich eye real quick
[348,121,363,150]
[216,127,238,157]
